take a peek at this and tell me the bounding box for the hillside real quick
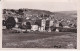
[3,9,77,24]
[54,11,77,19]
[23,8,54,15]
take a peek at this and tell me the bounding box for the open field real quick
[2,29,77,49]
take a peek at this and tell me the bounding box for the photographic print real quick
[2,0,77,49]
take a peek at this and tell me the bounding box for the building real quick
[31,25,39,31]
[40,19,46,32]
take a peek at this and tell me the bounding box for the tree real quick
[3,9,6,14]
[18,9,24,15]
[10,9,15,13]
[2,20,6,26]
[5,17,16,29]
[59,22,63,27]
[26,22,31,29]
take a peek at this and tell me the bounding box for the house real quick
[31,25,39,31]
[40,19,46,31]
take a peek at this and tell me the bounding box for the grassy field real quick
[2,29,77,49]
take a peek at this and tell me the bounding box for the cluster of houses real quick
[2,9,77,33]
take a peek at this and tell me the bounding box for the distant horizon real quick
[3,8,77,12]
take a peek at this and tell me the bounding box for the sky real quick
[2,0,77,12]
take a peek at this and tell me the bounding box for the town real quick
[2,9,77,33]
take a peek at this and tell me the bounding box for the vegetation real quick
[5,17,16,29]
[2,29,77,48]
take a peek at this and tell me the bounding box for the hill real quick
[3,9,77,24]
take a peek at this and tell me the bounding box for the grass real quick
[2,29,77,49]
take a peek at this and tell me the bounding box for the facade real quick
[31,25,39,31]
[40,19,46,31]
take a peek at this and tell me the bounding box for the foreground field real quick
[2,29,77,49]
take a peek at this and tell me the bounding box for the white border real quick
[0,0,80,50]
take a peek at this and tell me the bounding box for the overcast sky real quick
[2,0,77,12]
